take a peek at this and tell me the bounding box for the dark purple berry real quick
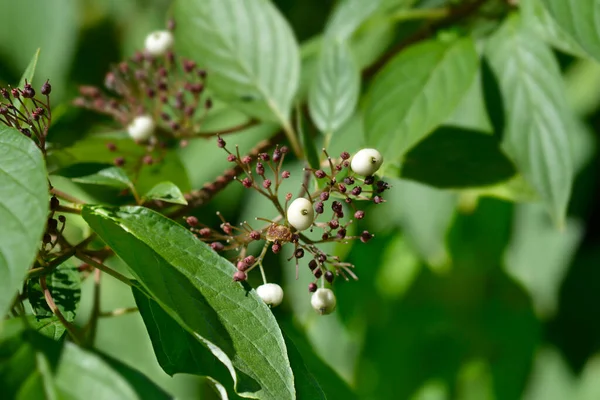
[313,268,323,278]
[295,248,304,258]
[314,201,324,214]
[308,283,318,292]
[364,176,375,185]
[308,260,318,270]
[325,271,334,283]
[340,151,350,160]
[315,170,326,179]
[320,192,329,201]
[360,231,373,243]
[41,80,52,95]
[354,210,365,220]
[211,242,225,251]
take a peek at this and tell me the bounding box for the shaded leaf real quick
[173,0,300,125]
[82,206,295,400]
[400,126,516,188]
[364,38,479,164]
[143,182,187,205]
[486,15,573,226]
[480,57,505,138]
[504,203,583,318]
[71,166,132,189]
[541,0,600,61]
[0,126,49,319]
[308,40,360,134]
[27,260,81,340]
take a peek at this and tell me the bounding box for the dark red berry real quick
[340,151,350,160]
[249,231,261,240]
[308,260,318,270]
[186,216,199,226]
[233,271,247,281]
[308,283,318,292]
[325,271,334,283]
[313,268,323,278]
[295,248,304,258]
[211,242,224,251]
[315,170,326,179]
[354,210,365,220]
[41,80,52,95]
[281,170,290,179]
[360,231,373,243]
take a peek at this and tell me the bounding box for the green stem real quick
[390,7,449,22]
[75,252,133,287]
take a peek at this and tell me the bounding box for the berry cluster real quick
[73,25,211,150]
[185,137,389,314]
[0,80,52,152]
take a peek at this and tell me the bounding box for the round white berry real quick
[287,197,314,232]
[311,288,336,315]
[256,283,284,307]
[127,115,155,141]
[144,30,174,57]
[350,148,383,177]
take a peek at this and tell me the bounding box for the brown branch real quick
[169,130,286,218]
[185,119,259,138]
[363,0,490,78]
[50,188,86,205]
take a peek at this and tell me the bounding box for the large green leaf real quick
[486,15,574,226]
[55,342,171,400]
[541,0,600,61]
[173,0,300,126]
[364,37,479,164]
[0,126,48,319]
[308,40,360,135]
[0,318,169,400]
[400,126,516,188]
[82,206,295,400]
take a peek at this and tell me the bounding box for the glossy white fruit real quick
[127,115,155,141]
[144,30,174,56]
[287,197,314,232]
[350,148,383,176]
[311,288,336,315]
[256,283,284,307]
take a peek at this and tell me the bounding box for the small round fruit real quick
[144,30,174,56]
[256,283,284,307]
[287,198,314,232]
[127,115,155,141]
[311,288,336,315]
[350,148,383,176]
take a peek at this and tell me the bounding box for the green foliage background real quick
[1,0,600,399]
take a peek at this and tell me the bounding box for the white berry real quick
[127,115,155,141]
[287,197,314,232]
[144,30,174,57]
[311,288,336,315]
[350,148,383,176]
[256,283,284,307]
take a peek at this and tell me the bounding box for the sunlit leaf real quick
[0,127,48,319]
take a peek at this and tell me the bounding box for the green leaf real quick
[504,204,583,318]
[486,15,574,226]
[364,37,479,164]
[325,0,382,41]
[54,162,133,190]
[143,182,187,205]
[308,40,360,135]
[27,260,81,336]
[0,126,49,319]
[17,49,40,89]
[82,206,295,400]
[400,126,516,188]
[523,0,589,58]
[132,286,227,378]
[541,0,600,61]
[282,333,327,400]
[173,0,300,126]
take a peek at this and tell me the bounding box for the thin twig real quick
[50,188,86,205]
[99,307,139,318]
[169,130,286,218]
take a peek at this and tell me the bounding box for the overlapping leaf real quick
[364,37,479,164]
[486,15,573,226]
[173,0,300,126]
[541,0,600,61]
[82,206,295,400]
